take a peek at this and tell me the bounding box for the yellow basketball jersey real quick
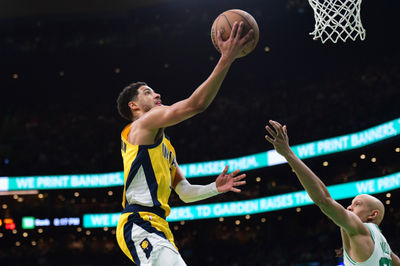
[120,123,177,219]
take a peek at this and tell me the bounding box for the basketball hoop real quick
[308,0,366,43]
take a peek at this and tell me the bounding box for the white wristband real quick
[175,179,220,203]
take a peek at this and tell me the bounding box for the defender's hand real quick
[265,120,291,156]
[215,165,246,193]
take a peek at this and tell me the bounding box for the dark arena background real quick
[1,0,400,265]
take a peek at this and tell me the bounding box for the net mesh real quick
[308,0,366,43]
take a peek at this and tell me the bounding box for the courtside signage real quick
[5,173,123,191]
[3,118,400,191]
[182,117,400,176]
[21,217,81,229]
[83,213,121,228]
[83,172,400,227]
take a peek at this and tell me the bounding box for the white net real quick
[308,0,366,43]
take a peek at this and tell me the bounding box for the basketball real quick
[211,9,259,58]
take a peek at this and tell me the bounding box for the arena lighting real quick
[22,217,35,229]
[4,218,16,230]
[82,171,400,227]
[4,218,14,224]
[1,117,400,191]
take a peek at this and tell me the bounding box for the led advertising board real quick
[83,172,400,227]
[1,118,399,191]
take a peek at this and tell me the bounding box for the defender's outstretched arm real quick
[392,252,400,266]
[265,120,367,236]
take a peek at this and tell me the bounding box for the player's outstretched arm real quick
[392,252,400,266]
[139,22,254,130]
[173,164,246,203]
[265,120,366,236]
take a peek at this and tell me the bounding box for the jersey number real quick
[379,257,392,266]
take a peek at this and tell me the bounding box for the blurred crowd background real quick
[1,0,400,265]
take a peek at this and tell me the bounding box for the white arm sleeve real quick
[174,179,220,203]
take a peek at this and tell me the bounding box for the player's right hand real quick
[217,21,254,60]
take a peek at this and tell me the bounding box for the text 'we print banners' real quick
[2,118,400,191]
[182,117,400,176]
[1,172,123,191]
[83,213,121,228]
[83,172,400,227]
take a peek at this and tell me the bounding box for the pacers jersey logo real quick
[140,238,153,259]
[162,143,176,169]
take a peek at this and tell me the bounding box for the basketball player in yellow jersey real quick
[115,21,253,266]
[265,120,400,266]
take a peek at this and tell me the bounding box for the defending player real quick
[265,120,400,266]
[115,22,252,266]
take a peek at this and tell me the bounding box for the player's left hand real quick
[265,120,291,156]
[217,21,254,61]
[215,165,246,193]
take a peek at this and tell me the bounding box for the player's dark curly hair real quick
[117,81,147,121]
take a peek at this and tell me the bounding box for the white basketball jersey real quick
[343,223,392,266]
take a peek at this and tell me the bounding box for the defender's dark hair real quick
[117,81,147,121]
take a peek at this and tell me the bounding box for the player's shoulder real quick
[342,211,371,236]
[121,123,132,138]
[136,105,168,124]
[128,120,163,145]
[363,222,382,237]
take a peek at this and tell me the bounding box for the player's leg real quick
[153,246,187,266]
[117,212,183,265]
[116,213,143,264]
